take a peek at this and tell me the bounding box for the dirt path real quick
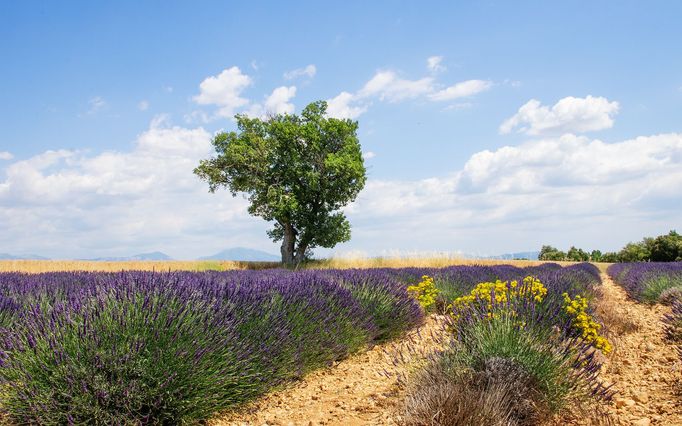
[214,273,681,426]
[596,273,681,425]
[213,316,446,426]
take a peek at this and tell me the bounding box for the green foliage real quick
[445,313,587,414]
[600,251,619,262]
[650,230,682,262]
[618,241,652,262]
[566,246,589,262]
[539,245,566,261]
[194,101,367,265]
[539,230,682,263]
[590,250,602,262]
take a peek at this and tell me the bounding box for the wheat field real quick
[0,257,603,273]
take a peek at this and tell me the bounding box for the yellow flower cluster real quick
[453,276,548,311]
[562,293,612,354]
[407,275,439,311]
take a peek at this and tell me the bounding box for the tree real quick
[600,252,619,263]
[650,230,682,262]
[194,101,367,266]
[618,241,651,262]
[590,249,603,262]
[566,246,589,262]
[538,245,566,261]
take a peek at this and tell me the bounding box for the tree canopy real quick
[539,230,682,263]
[194,101,367,266]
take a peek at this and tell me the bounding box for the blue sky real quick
[1,1,681,259]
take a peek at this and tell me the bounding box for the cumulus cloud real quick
[245,86,297,118]
[326,91,368,119]
[3,122,680,258]
[283,64,317,80]
[0,152,13,160]
[340,132,682,254]
[357,71,434,102]
[193,66,253,118]
[362,151,376,160]
[500,96,620,136]
[0,118,269,258]
[427,56,445,73]
[325,60,492,119]
[429,79,492,101]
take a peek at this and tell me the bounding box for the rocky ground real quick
[594,274,681,426]
[214,273,682,426]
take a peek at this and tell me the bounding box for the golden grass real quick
[0,260,280,273]
[305,257,564,269]
[0,257,599,273]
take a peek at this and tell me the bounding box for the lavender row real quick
[0,269,422,424]
[608,262,682,302]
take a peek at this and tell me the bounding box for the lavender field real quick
[0,263,612,423]
[607,262,682,303]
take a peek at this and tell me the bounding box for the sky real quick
[1,1,681,259]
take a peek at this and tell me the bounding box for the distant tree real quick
[590,250,603,262]
[194,101,367,266]
[618,241,651,262]
[566,246,589,262]
[601,252,619,263]
[650,230,682,262]
[539,245,566,261]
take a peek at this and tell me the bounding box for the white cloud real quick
[326,91,368,119]
[429,79,492,101]
[3,119,681,258]
[357,71,435,102]
[283,64,317,80]
[245,86,297,118]
[137,100,149,111]
[264,86,296,115]
[326,59,492,119]
[427,56,445,73]
[193,66,253,118]
[0,118,269,259]
[500,96,620,136]
[0,152,13,160]
[362,151,376,160]
[340,132,682,254]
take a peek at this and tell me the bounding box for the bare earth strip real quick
[215,272,682,426]
[213,316,447,426]
[596,273,682,426]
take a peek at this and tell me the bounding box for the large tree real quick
[194,101,366,266]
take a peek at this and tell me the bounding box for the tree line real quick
[539,230,682,262]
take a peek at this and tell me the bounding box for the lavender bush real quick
[400,264,610,424]
[0,269,421,423]
[664,299,682,343]
[608,262,682,302]
[0,263,602,423]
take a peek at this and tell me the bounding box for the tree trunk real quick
[294,243,308,267]
[280,222,296,266]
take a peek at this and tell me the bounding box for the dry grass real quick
[306,257,562,270]
[0,260,279,273]
[401,357,551,426]
[1,257,588,274]
[592,286,640,337]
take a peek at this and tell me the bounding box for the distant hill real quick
[0,253,50,260]
[485,251,540,261]
[198,247,280,262]
[86,251,173,261]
